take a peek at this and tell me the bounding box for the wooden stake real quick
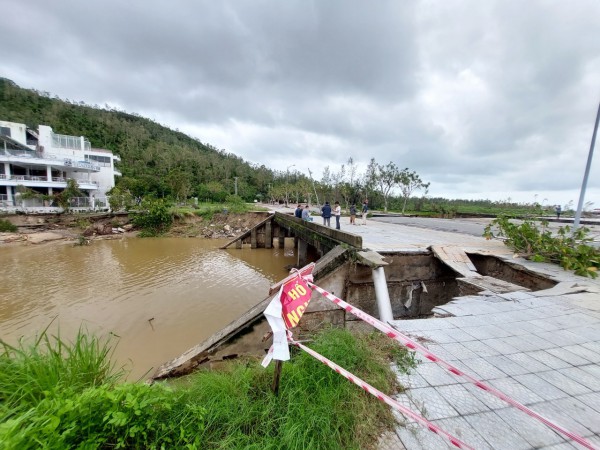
[272,360,283,395]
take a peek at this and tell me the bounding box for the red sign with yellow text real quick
[280,276,312,329]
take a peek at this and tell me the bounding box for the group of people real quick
[295,200,369,230]
[294,204,312,221]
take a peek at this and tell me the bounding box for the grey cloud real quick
[1,0,599,202]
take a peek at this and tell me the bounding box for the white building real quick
[0,120,121,210]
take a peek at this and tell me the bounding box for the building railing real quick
[0,196,109,211]
[0,174,98,185]
[1,151,102,171]
[51,133,91,151]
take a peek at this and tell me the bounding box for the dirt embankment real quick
[0,211,270,246]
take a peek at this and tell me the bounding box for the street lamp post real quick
[574,101,600,231]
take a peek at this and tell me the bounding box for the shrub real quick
[132,198,173,236]
[484,216,599,278]
[0,219,17,232]
[107,186,134,211]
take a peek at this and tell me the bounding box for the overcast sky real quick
[2,0,599,206]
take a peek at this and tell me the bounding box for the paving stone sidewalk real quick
[349,218,600,449]
[380,280,600,450]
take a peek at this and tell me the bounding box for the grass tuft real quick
[0,327,416,449]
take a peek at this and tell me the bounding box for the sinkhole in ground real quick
[342,251,557,321]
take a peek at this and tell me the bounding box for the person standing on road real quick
[349,203,357,225]
[321,201,332,227]
[361,200,368,225]
[334,201,341,230]
[555,205,562,219]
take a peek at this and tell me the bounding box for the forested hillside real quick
[0,78,273,201]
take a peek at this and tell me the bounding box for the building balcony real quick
[0,174,98,189]
[0,152,101,172]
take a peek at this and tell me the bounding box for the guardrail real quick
[0,175,98,185]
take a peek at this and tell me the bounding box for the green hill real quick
[0,78,273,201]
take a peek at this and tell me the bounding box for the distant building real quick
[0,120,121,210]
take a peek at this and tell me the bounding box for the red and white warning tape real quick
[289,337,474,450]
[306,280,598,450]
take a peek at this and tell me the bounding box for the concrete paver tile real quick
[439,342,480,361]
[462,382,515,410]
[538,397,600,435]
[461,340,501,357]
[393,392,423,419]
[574,392,600,414]
[540,370,592,396]
[537,443,580,450]
[529,319,564,332]
[494,406,567,448]
[502,334,554,352]
[568,326,600,342]
[528,350,575,370]
[512,373,571,401]
[581,341,600,354]
[484,354,532,376]
[456,357,506,380]
[498,291,535,301]
[463,411,533,449]
[545,315,593,331]
[432,416,494,450]
[537,330,587,347]
[500,320,549,335]
[546,347,591,366]
[579,363,600,379]
[442,327,476,343]
[562,344,600,364]
[425,344,460,361]
[417,362,462,387]
[443,315,493,327]
[406,387,461,420]
[436,383,491,415]
[391,318,456,332]
[461,324,505,340]
[482,340,521,357]
[488,377,545,405]
[394,369,430,389]
[506,352,554,373]
[558,366,600,391]
[414,330,456,345]
[395,422,451,450]
[377,430,407,450]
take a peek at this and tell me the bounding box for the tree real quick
[54,178,84,210]
[398,169,430,214]
[165,168,191,202]
[375,161,400,212]
[363,158,378,204]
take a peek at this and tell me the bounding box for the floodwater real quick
[0,238,296,380]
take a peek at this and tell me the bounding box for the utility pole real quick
[573,101,600,231]
[234,177,238,196]
[307,168,320,206]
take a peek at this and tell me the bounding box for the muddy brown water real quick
[0,238,296,380]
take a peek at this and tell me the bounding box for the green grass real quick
[0,327,416,449]
[173,202,267,217]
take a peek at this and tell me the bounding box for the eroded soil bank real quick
[0,211,270,246]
